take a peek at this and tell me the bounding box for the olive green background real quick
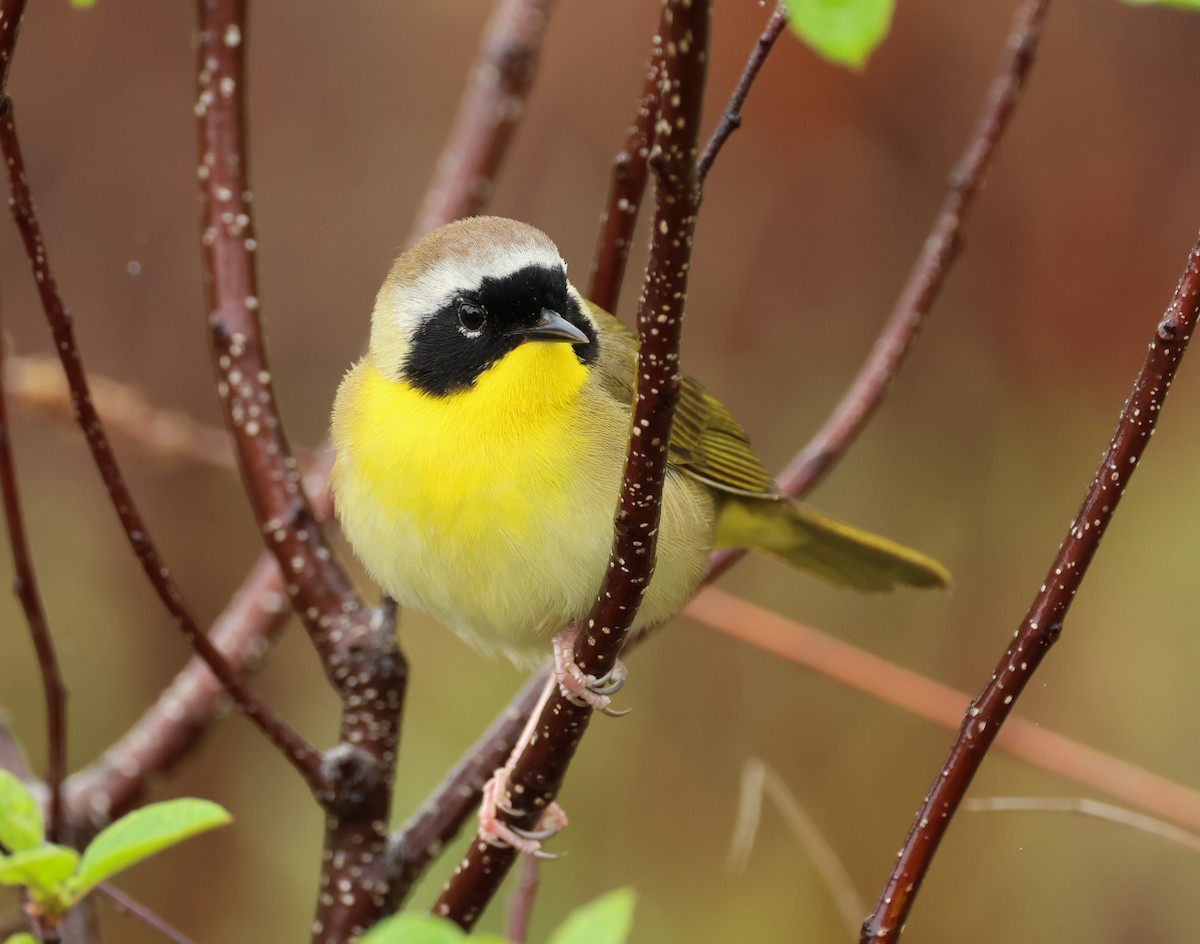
[2,1,1199,942]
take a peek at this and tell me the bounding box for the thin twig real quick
[704,0,1051,587]
[686,588,1200,833]
[0,96,321,791]
[0,327,66,843]
[431,0,712,927]
[697,3,788,183]
[505,855,541,944]
[7,354,239,470]
[728,760,863,939]
[412,0,556,240]
[963,797,1200,855]
[98,883,195,944]
[775,0,1052,500]
[586,30,663,314]
[862,229,1200,942]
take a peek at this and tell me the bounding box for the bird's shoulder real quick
[581,299,778,500]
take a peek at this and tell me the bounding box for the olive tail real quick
[714,497,951,592]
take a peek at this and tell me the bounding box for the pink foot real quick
[478,767,569,858]
[552,626,630,717]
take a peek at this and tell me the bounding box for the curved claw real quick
[478,768,569,857]
[552,626,631,715]
[511,822,560,842]
[589,663,628,697]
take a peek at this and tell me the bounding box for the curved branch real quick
[412,0,556,240]
[706,0,1052,586]
[0,318,66,843]
[71,0,554,855]
[778,0,1052,498]
[586,29,663,313]
[0,96,320,788]
[195,3,404,939]
[697,3,788,183]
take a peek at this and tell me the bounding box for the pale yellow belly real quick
[331,356,713,667]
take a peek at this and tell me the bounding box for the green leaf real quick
[5,934,40,944]
[548,888,636,944]
[784,0,895,69]
[69,0,97,7]
[0,771,44,853]
[1122,0,1200,8]
[358,912,466,944]
[0,844,79,890]
[73,798,231,897]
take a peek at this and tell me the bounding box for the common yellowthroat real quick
[330,217,948,676]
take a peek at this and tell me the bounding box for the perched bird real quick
[332,214,946,660]
[330,216,947,848]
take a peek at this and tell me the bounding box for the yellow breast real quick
[331,343,611,661]
[331,339,715,666]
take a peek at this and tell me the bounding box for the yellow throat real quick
[331,338,623,661]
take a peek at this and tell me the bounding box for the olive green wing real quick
[582,299,779,500]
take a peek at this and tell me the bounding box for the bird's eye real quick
[457,301,486,333]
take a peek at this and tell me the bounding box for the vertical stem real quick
[430,0,712,926]
[0,288,66,843]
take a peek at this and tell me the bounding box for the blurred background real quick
[2,1,1200,941]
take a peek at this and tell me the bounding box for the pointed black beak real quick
[513,309,589,345]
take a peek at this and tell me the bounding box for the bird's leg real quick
[552,624,630,717]
[477,623,631,855]
[477,673,569,857]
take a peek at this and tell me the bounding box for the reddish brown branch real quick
[389,0,1043,897]
[862,232,1200,942]
[431,0,712,928]
[0,97,320,788]
[74,0,551,870]
[778,0,1052,498]
[697,3,788,183]
[196,0,380,697]
[0,318,66,843]
[586,31,663,313]
[0,0,27,99]
[706,0,1051,586]
[412,0,555,240]
[195,3,404,939]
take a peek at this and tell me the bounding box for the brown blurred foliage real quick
[2,1,1199,942]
